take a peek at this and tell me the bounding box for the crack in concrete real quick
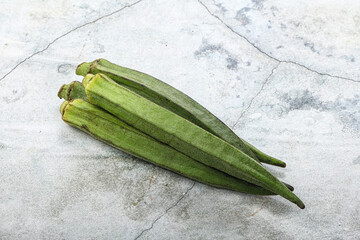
[134,182,196,240]
[0,0,144,82]
[197,0,360,83]
[232,63,280,129]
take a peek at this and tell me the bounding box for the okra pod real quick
[61,99,278,195]
[58,82,294,193]
[76,59,286,167]
[82,73,304,208]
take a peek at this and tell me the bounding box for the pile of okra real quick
[58,59,304,209]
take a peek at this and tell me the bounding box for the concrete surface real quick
[1,0,359,239]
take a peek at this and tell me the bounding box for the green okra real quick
[61,99,278,195]
[82,73,304,208]
[76,59,286,168]
[58,82,295,193]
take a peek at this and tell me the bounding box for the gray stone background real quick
[0,0,359,239]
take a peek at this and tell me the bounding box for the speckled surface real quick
[1,0,359,239]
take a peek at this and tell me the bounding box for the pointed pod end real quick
[60,101,70,116]
[76,62,92,76]
[278,161,286,168]
[282,182,294,192]
[271,157,287,168]
[270,158,287,168]
[297,201,305,209]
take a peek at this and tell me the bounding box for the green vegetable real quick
[60,99,278,195]
[58,82,294,193]
[76,59,286,168]
[82,73,304,208]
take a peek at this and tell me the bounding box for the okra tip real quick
[282,182,294,192]
[277,161,286,168]
[298,201,305,209]
[264,157,286,168]
[76,62,92,76]
[288,192,305,209]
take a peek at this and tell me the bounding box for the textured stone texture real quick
[0,0,359,239]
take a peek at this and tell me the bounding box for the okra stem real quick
[58,81,87,101]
